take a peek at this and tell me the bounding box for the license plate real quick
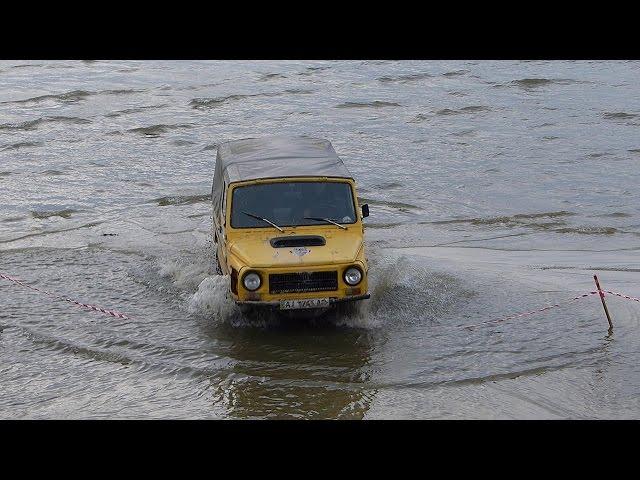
[279,298,331,310]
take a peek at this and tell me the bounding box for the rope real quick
[0,272,130,320]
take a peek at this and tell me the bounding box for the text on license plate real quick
[279,298,331,310]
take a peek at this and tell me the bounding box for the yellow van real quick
[211,136,370,312]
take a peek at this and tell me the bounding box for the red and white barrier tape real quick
[2,270,639,327]
[457,291,601,331]
[604,290,640,303]
[0,272,130,320]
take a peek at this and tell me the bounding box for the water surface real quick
[1,60,639,418]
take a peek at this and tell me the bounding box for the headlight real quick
[242,272,261,291]
[343,267,362,286]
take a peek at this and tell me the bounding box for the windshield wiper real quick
[304,216,347,230]
[242,211,285,233]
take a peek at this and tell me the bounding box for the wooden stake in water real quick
[594,274,613,330]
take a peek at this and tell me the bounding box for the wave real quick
[2,88,142,105]
[153,194,210,207]
[592,212,631,218]
[100,88,144,95]
[0,116,91,131]
[555,226,619,235]
[442,69,470,77]
[431,211,575,226]
[1,216,25,223]
[365,222,403,229]
[48,116,91,125]
[377,73,432,83]
[184,250,476,330]
[358,197,420,212]
[335,254,475,329]
[10,63,44,69]
[190,93,269,109]
[510,78,584,89]
[30,209,79,219]
[283,88,314,95]
[436,105,490,115]
[603,112,638,120]
[104,104,168,118]
[259,73,287,81]
[128,124,193,136]
[0,119,45,131]
[512,78,555,88]
[408,114,430,123]
[3,89,93,105]
[187,275,241,323]
[0,141,43,152]
[173,139,196,147]
[450,129,475,137]
[297,66,331,76]
[154,251,243,325]
[430,211,624,236]
[190,89,314,109]
[335,101,402,109]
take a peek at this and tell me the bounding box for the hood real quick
[229,230,363,268]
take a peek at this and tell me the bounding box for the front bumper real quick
[235,293,370,307]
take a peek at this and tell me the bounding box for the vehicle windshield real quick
[230,181,357,229]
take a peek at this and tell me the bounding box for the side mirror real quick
[361,203,369,218]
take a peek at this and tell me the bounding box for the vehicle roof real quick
[214,135,353,184]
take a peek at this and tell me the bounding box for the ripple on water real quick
[0,116,91,132]
[152,194,210,206]
[435,106,491,115]
[128,124,193,136]
[509,78,586,89]
[0,141,43,151]
[603,112,638,120]
[442,70,470,77]
[30,209,78,219]
[554,226,619,235]
[189,89,314,110]
[2,88,143,106]
[104,104,168,118]
[3,89,93,105]
[335,101,402,109]
[189,94,262,109]
[259,73,287,81]
[430,211,576,228]
[377,73,433,83]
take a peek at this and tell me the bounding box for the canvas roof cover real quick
[211,136,353,212]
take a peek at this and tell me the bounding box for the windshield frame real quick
[227,178,359,230]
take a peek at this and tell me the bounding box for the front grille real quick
[269,271,338,294]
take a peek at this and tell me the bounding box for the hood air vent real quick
[270,235,326,248]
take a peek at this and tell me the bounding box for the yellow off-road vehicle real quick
[211,136,370,312]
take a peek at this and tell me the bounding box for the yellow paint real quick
[213,177,369,304]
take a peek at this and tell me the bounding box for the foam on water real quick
[187,275,239,321]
